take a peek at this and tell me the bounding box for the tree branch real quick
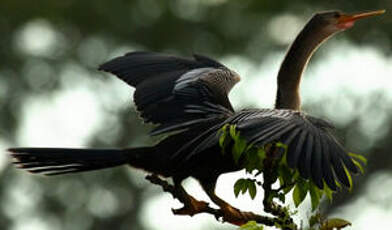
[261,148,298,229]
[145,174,280,226]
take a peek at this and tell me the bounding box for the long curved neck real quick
[275,21,333,111]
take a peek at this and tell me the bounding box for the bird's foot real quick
[172,195,209,216]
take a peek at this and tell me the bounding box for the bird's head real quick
[310,9,385,35]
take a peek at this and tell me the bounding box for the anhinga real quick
[9,10,384,219]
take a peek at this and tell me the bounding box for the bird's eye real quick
[334,12,341,18]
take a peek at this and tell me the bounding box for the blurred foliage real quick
[0,0,392,230]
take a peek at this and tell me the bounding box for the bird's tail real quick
[8,147,152,175]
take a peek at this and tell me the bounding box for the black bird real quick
[9,10,384,217]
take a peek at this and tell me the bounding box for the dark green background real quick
[1,1,391,229]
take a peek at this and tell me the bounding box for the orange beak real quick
[337,10,385,29]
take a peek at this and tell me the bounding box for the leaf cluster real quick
[234,178,258,199]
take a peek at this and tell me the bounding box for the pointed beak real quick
[338,10,385,28]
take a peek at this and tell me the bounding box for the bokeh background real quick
[1,0,392,229]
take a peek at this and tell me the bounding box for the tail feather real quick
[9,147,150,175]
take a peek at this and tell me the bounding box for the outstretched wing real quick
[190,109,359,190]
[235,109,359,190]
[99,52,240,135]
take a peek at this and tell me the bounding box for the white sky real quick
[6,18,392,230]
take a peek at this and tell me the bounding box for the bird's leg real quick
[200,181,251,225]
[171,179,209,216]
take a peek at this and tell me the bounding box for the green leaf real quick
[232,136,247,164]
[229,125,237,139]
[292,186,305,207]
[257,148,266,159]
[277,192,286,203]
[256,148,266,171]
[278,176,284,188]
[309,212,321,227]
[292,178,308,207]
[244,148,258,172]
[218,124,233,155]
[232,143,242,164]
[235,137,247,154]
[278,165,293,187]
[228,125,247,164]
[274,222,282,229]
[348,152,367,165]
[239,221,264,230]
[277,164,296,195]
[247,180,257,199]
[243,147,265,173]
[234,179,247,197]
[283,183,295,194]
[309,181,321,211]
[241,182,248,194]
[218,125,228,149]
[320,218,351,230]
[323,181,334,202]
